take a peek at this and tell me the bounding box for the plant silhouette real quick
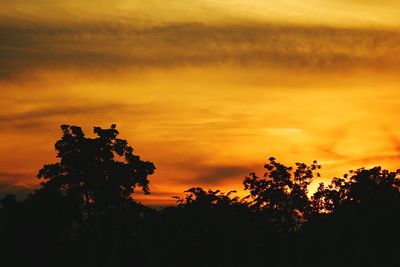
[37,124,155,208]
[243,157,321,231]
[1,124,400,267]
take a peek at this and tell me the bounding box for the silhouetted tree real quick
[37,124,155,213]
[160,188,255,267]
[311,166,400,213]
[174,187,241,208]
[304,166,400,267]
[0,194,19,210]
[31,124,156,266]
[244,157,320,231]
[4,128,400,267]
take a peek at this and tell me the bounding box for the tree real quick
[36,124,156,214]
[174,187,241,208]
[243,157,320,231]
[307,167,400,267]
[311,166,400,214]
[30,124,157,265]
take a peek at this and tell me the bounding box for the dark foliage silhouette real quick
[243,157,320,231]
[1,125,156,267]
[37,124,155,206]
[312,167,400,213]
[1,124,400,267]
[303,167,400,266]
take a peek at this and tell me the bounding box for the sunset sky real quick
[1,0,400,205]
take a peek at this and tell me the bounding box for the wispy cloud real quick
[0,102,162,133]
[189,164,251,185]
[1,0,400,27]
[1,23,400,79]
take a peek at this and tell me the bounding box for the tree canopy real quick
[1,124,400,267]
[36,124,155,211]
[243,157,321,231]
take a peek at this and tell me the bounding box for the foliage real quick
[243,157,321,231]
[174,187,241,208]
[37,124,155,212]
[2,125,400,266]
[311,166,400,213]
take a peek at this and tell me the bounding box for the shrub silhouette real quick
[37,124,155,209]
[2,124,400,267]
[1,125,156,267]
[312,166,400,213]
[243,157,321,231]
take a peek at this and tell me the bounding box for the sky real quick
[1,0,400,205]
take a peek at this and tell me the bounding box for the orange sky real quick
[1,1,400,205]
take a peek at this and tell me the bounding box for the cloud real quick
[1,0,400,28]
[0,171,32,182]
[0,104,119,122]
[196,165,250,184]
[1,23,400,79]
[0,102,159,133]
[167,160,251,186]
[381,125,400,155]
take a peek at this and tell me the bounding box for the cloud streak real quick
[1,0,400,27]
[1,23,400,78]
[0,101,166,134]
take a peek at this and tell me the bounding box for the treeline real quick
[1,125,400,267]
